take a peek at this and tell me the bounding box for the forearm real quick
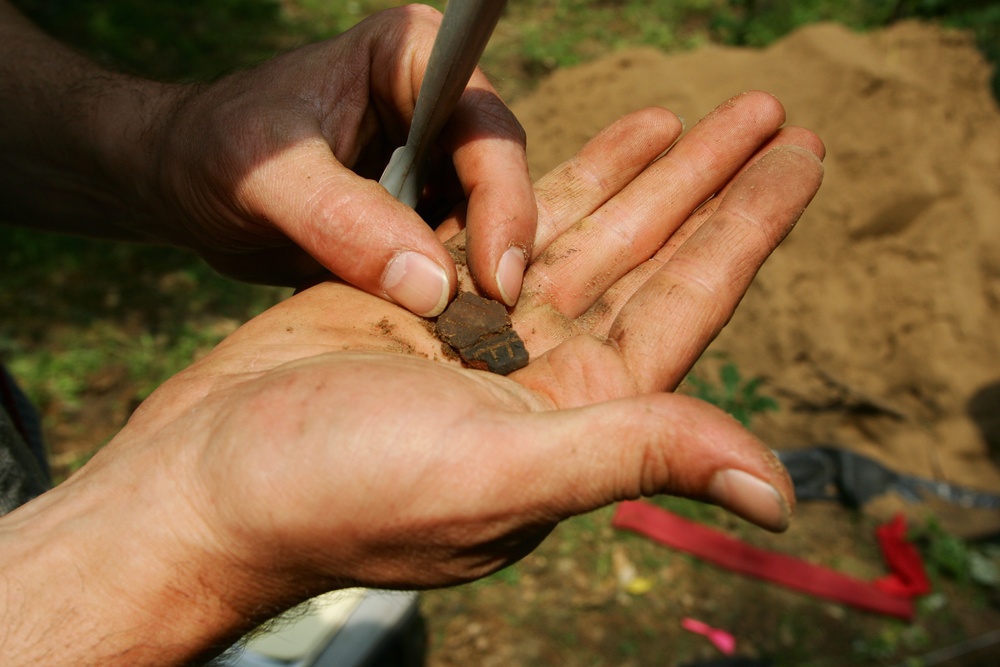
[0,437,264,666]
[0,2,188,242]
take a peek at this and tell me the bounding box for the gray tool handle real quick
[379,0,506,209]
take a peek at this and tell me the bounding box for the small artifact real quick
[434,291,529,375]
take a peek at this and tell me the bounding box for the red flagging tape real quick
[874,513,931,598]
[612,501,918,619]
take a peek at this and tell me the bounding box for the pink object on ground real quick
[681,617,737,655]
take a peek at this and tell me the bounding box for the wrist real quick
[85,76,198,245]
[0,430,269,666]
[0,5,192,244]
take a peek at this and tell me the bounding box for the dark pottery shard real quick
[461,328,529,374]
[434,291,508,350]
[434,291,529,375]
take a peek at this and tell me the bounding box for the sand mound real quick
[512,22,1000,533]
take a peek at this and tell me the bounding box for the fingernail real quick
[382,252,451,317]
[496,247,526,307]
[707,469,790,532]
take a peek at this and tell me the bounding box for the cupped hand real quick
[142,5,534,314]
[90,92,823,621]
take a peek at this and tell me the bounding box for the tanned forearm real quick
[0,430,264,666]
[0,1,189,242]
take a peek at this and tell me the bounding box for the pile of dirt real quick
[511,21,1000,535]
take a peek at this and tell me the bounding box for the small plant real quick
[910,516,1000,590]
[686,358,779,427]
[915,517,973,585]
[852,622,930,662]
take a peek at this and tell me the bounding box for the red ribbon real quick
[612,501,928,620]
[873,513,931,597]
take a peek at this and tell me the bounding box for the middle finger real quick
[519,91,788,320]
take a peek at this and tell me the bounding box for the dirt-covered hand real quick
[129,89,822,590]
[143,5,534,314]
[0,93,823,667]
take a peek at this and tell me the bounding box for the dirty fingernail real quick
[496,247,526,307]
[707,469,790,532]
[382,251,451,317]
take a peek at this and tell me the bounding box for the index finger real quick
[446,77,537,307]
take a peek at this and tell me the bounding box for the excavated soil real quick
[511,20,1000,537]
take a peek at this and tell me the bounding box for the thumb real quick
[253,140,458,317]
[509,394,794,532]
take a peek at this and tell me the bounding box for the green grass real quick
[0,227,285,448]
[851,621,931,663]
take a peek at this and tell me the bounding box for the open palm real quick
[86,93,823,619]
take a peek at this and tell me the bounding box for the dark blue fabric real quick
[0,363,51,515]
[1,364,49,481]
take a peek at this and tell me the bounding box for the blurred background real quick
[2,1,1000,665]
